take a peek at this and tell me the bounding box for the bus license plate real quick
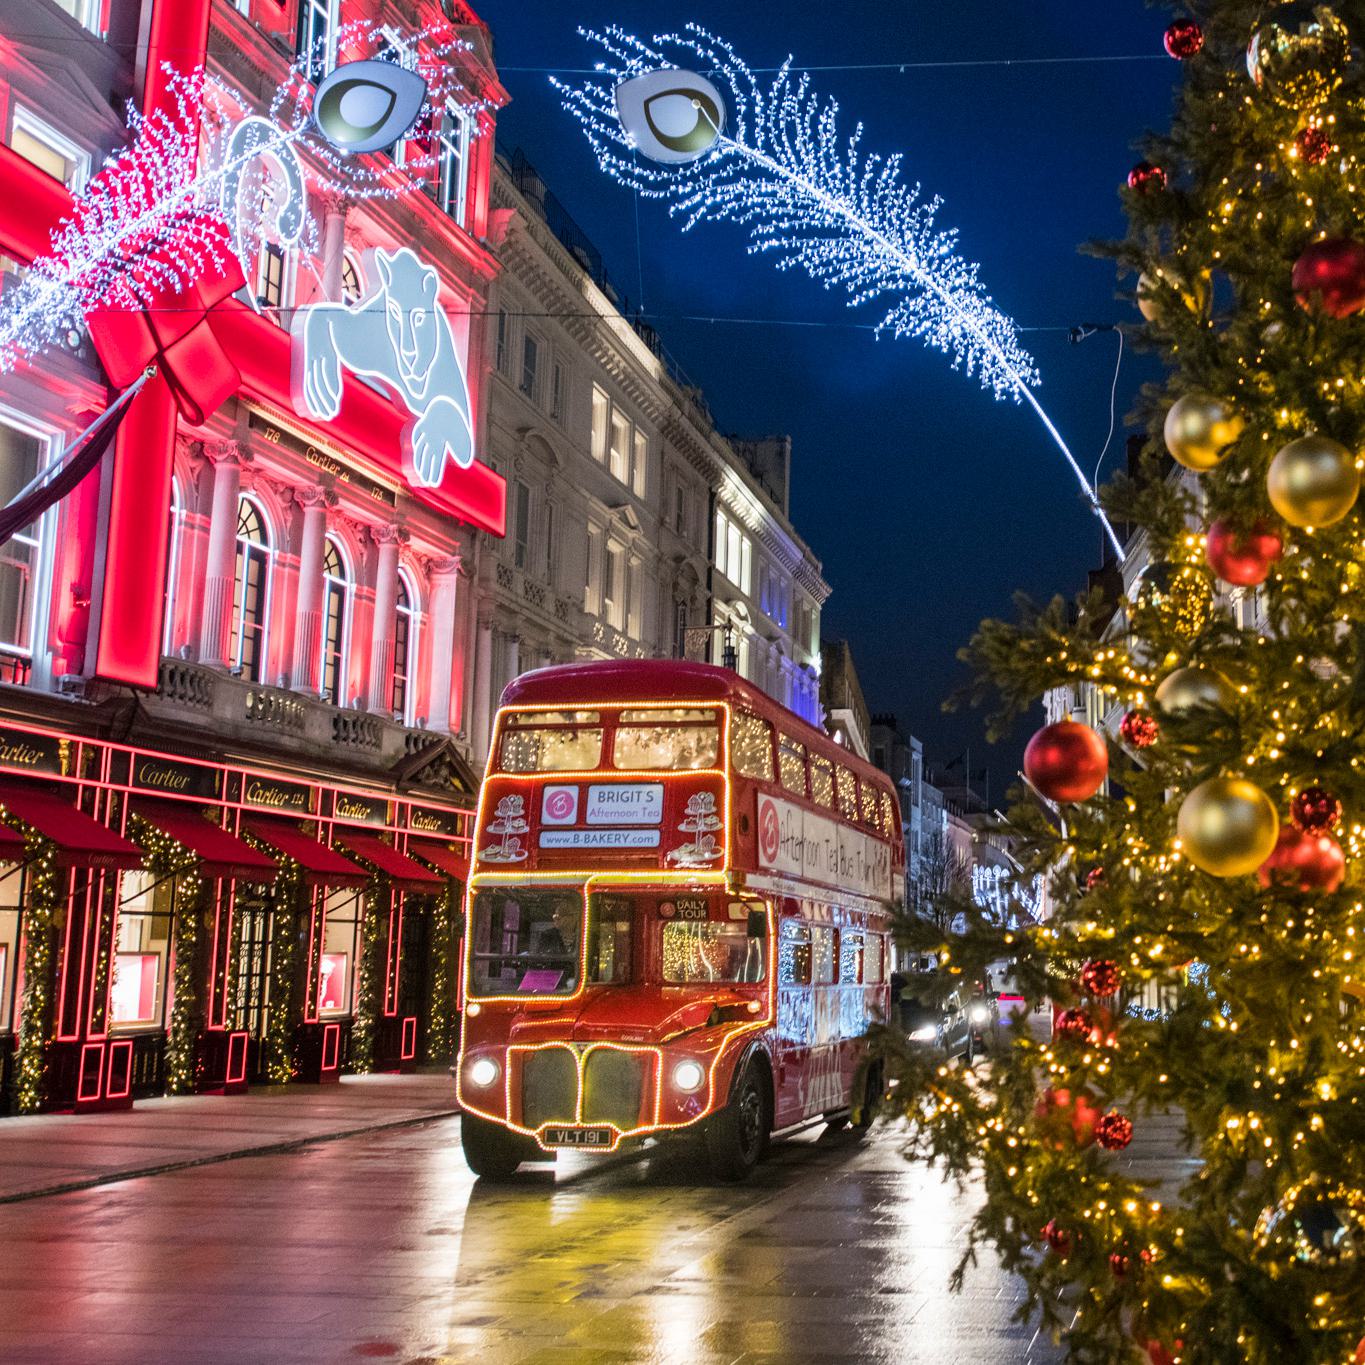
[543,1126,614,1149]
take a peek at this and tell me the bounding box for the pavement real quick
[0,1072,458,1201]
[0,1082,1070,1365]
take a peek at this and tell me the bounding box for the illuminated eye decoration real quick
[313,59,429,155]
[614,69,726,165]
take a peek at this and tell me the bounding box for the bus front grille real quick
[582,1048,647,1130]
[520,1049,577,1128]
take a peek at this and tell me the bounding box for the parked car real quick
[894,975,998,1064]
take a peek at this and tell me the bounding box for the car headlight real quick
[909,1025,938,1043]
[467,1056,500,1088]
[969,1004,991,1024]
[672,1059,706,1093]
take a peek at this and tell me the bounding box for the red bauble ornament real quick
[1085,866,1106,891]
[1128,161,1168,194]
[1146,1343,1182,1365]
[1164,18,1204,60]
[1257,825,1346,892]
[1040,1219,1073,1256]
[1110,1246,1154,1279]
[1121,709,1160,749]
[1054,1008,1093,1042]
[1024,720,1109,803]
[1291,785,1342,834]
[1205,519,1284,587]
[1035,1086,1100,1148]
[1095,1111,1135,1151]
[1080,959,1121,997]
[1293,237,1365,318]
[1295,125,1332,166]
[1354,1337,1364,1365]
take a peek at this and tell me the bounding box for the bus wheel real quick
[851,1062,884,1137]
[705,1062,771,1182]
[460,1111,537,1180]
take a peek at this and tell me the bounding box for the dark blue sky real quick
[477,0,1179,783]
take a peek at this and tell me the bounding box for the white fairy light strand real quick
[0,18,488,373]
[556,25,1123,559]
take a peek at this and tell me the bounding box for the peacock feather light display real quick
[557,25,1122,556]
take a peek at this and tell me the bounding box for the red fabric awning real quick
[0,782,142,871]
[408,839,471,882]
[130,801,278,881]
[0,823,25,863]
[337,832,443,892]
[244,819,368,887]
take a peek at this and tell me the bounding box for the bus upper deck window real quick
[500,712,603,773]
[613,709,719,770]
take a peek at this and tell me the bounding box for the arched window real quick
[231,497,271,682]
[340,254,363,304]
[319,536,352,705]
[162,477,185,657]
[391,569,420,724]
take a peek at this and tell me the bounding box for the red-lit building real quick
[0,0,507,1112]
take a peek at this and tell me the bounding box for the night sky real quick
[477,0,1181,787]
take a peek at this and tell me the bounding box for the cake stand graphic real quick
[481,794,529,863]
[666,792,723,867]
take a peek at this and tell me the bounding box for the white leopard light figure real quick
[291,246,475,487]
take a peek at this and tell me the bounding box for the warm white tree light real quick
[557,25,1123,558]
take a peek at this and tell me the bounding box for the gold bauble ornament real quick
[1248,4,1351,108]
[1154,665,1237,719]
[1177,776,1280,877]
[1254,1179,1365,1270]
[1164,394,1246,471]
[1137,267,1209,323]
[1267,433,1361,527]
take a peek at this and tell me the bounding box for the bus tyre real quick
[460,1111,537,1181]
[852,1062,883,1136]
[706,1061,771,1182]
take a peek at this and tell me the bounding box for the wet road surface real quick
[0,1117,1064,1364]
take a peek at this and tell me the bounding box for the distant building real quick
[820,639,870,759]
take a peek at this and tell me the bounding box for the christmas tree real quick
[882,6,1365,1361]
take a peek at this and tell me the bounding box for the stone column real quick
[198,442,246,668]
[449,551,475,739]
[472,612,495,763]
[367,527,403,713]
[319,193,348,303]
[425,557,461,733]
[504,632,521,689]
[290,488,330,693]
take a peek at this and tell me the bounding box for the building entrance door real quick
[231,891,274,1083]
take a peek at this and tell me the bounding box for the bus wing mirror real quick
[746,909,767,939]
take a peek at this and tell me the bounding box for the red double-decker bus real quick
[455,660,905,1180]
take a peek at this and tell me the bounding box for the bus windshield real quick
[469,889,582,996]
[662,920,765,985]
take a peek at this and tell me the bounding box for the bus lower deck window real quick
[662,921,764,983]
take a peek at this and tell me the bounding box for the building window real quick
[256,242,287,311]
[715,509,753,595]
[162,478,185,658]
[513,480,531,572]
[631,429,648,498]
[544,501,557,582]
[591,385,610,462]
[674,485,687,537]
[340,254,363,303]
[11,109,88,190]
[319,536,352,706]
[584,525,602,615]
[551,361,566,422]
[521,334,539,400]
[231,497,271,683]
[604,542,625,630]
[438,104,471,225]
[52,0,102,31]
[608,410,630,485]
[495,310,510,374]
[392,569,419,725]
[297,0,337,84]
[674,600,688,658]
[0,417,48,664]
[591,387,648,497]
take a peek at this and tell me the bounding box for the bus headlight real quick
[467,1056,500,1088]
[672,1059,706,1093]
[909,1025,938,1044]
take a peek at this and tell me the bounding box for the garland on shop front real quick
[12,836,60,1113]
[263,858,303,1085]
[427,879,465,1066]
[348,879,385,1075]
[131,818,204,1095]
